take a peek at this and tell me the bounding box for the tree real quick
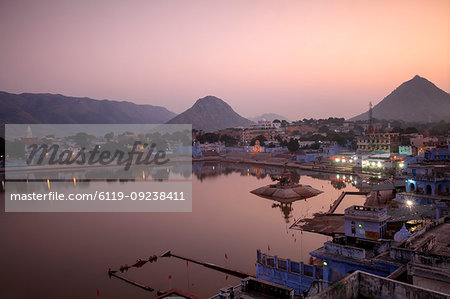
[69,132,93,148]
[428,121,449,136]
[392,127,404,134]
[197,132,219,144]
[327,132,347,147]
[353,124,364,132]
[404,127,418,134]
[318,126,330,133]
[287,138,299,152]
[219,134,238,146]
[104,132,114,141]
[273,119,281,123]
[250,135,267,146]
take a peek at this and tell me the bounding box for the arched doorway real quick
[426,185,432,195]
[409,183,415,192]
[437,184,443,195]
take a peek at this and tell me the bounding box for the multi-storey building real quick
[357,132,401,153]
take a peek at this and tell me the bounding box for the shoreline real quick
[193,156,382,178]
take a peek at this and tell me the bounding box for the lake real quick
[0,162,367,298]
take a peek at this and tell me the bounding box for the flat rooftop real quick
[290,213,345,236]
[308,270,450,299]
[409,220,450,257]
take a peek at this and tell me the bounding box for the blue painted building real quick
[256,250,323,295]
[404,164,450,195]
[310,236,400,282]
[424,148,450,161]
[192,146,203,158]
[344,205,388,240]
[309,206,401,282]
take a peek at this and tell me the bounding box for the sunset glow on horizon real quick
[0,0,448,120]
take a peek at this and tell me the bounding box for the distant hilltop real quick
[350,75,450,122]
[166,95,253,132]
[249,113,289,122]
[0,91,176,124]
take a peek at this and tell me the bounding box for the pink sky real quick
[0,0,448,120]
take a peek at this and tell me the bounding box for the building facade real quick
[357,133,401,153]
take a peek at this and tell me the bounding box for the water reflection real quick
[272,202,293,223]
[1,162,373,298]
[6,163,192,182]
[192,161,372,192]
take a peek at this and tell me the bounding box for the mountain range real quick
[1,74,448,134]
[350,75,450,122]
[0,92,176,124]
[166,96,253,131]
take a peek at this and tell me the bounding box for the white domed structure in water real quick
[394,224,411,242]
[250,171,323,202]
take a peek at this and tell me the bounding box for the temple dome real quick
[394,224,411,242]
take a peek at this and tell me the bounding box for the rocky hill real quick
[166,96,253,131]
[350,75,450,122]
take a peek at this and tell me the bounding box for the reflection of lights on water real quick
[1,180,4,190]
[47,179,51,190]
[406,200,413,207]
[212,166,215,170]
[73,177,77,186]
[142,171,146,180]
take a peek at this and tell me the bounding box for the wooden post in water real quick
[161,250,253,279]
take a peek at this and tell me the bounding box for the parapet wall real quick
[324,242,366,259]
[307,271,450,299]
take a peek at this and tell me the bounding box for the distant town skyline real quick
[0,0,448,120]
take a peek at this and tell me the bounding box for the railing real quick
[257,250,323,279]
[406,175,447,182]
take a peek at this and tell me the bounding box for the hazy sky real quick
[0,0,448,120]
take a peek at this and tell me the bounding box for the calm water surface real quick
[0,163,366,298]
